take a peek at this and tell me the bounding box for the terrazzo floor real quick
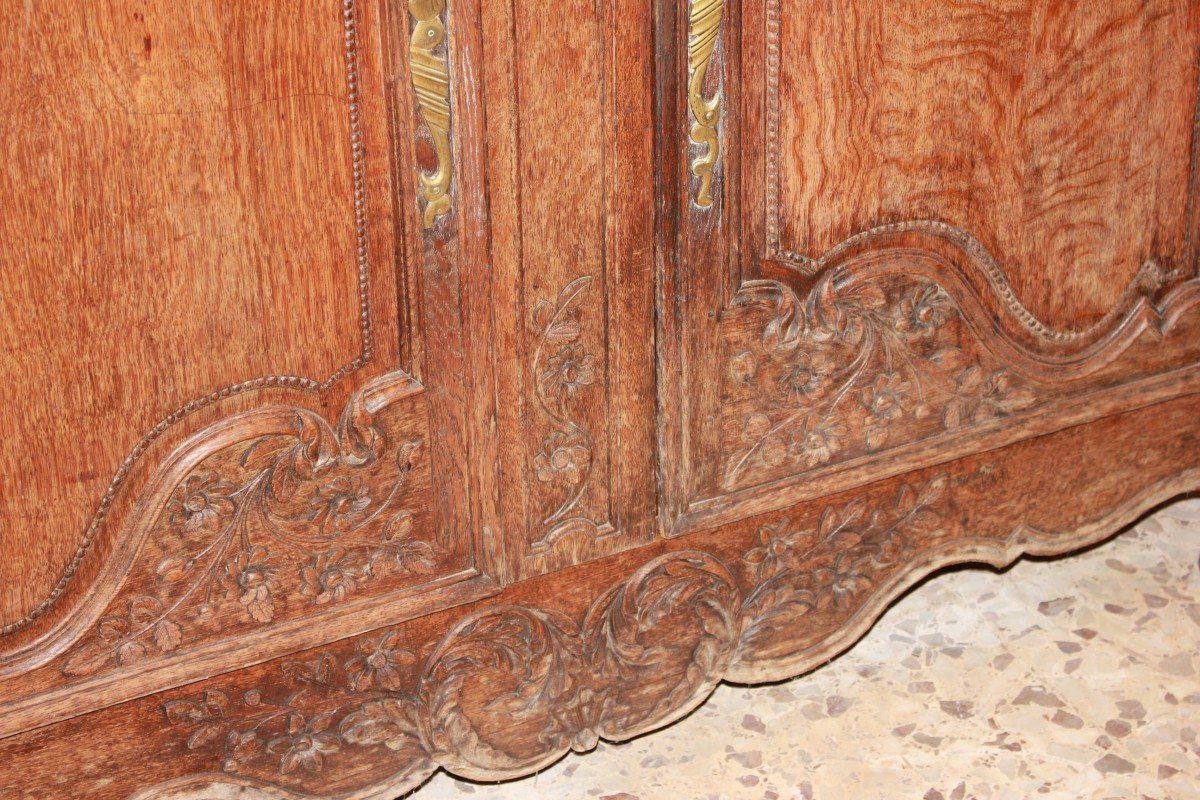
[408,498,1200,800]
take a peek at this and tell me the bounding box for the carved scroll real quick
[51,373,452,680]
[408,0,453,228]
[722,270,1041,491]
[687,0,724,207]
[528,276,607,552]
[162,451,1200,797]
[166,547,743,785]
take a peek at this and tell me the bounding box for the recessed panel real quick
[770,0,1199,325]
[0,1,366,624]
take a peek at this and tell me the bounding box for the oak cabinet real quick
[0,1,1198,797]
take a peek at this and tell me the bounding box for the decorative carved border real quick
[761,0,1200,344]
[0,370,476,695]
[3,0,378,638]
[59,389,436,679]
[527,276,612,553]
[146,462,1200,798]
[718,259,1200,493]
[687,0,725,207]
[722,271,1037,490]
[407,0,454,228]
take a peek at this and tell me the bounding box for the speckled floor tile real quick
[407,499,1200,800]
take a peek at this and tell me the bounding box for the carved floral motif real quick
[64,401,439,677]
[529,276,607,551]
[723,271,1039,490]
[736,475,945,668]
[168,479,948,787]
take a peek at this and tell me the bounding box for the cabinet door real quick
[0,0,501,734]
[661,0,1200,533]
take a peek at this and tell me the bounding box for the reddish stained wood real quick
[0,0,403,634]
[769,0,1200,325]
[0,394,1198,798]
[0,1,1198,797]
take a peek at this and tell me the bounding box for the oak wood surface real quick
[0,393,1197,798]
[0,0,1199,797]
[771,0,1200,325]
[0,0,404,637]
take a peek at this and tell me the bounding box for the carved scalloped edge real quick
[730,467,1200,682]
[733,263,1200,384]
[2,0,377,639]
[0,370,424,673]
[762,0,1200,345]
[769,219,1193,348]
[130,466,1200,800]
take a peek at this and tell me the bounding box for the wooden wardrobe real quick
[1,1,1198,796]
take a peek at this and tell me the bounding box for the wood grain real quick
[769,0,1200,326]
[664,0,1200,527]
[478,0,658,578]
[0,392,1197,799]
[2,2,1200,797]
[0,0,397,631]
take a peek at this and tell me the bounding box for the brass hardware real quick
[687,0,724,207]
[409,0,453,228]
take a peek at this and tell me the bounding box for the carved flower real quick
[776,351,833,404]
[221,546,281,623]
[788,415,846,467]
[300,547,361,604]
[170,473,235,532]
[268,712,340,774]
[895,283,952,336]
[540,343,597,399]
[309,476,371,533]
[862,372,910,426]
[743,523,807,581]
[534,432,591,485]
[827,557,871,607]
[975,369,1033,421]
[345,630,414,692]
[944,367,1036,429]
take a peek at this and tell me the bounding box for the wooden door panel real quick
[662,0,1200,532]
[0,0,500,735]
[768,0,1198,326]
[0,0,376,630]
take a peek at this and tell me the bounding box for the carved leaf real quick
[154,620,183,653]
[724,272,1045,489]
[340,698,424,753]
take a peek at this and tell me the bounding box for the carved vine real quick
[737,474,945,667]
[167,478,946,787]
[528,276,605,551]
[64,403,437,677]
[687,0,724,207]
[409,0,454,228]
[722,271,1039,490]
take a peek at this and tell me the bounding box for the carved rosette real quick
[721,269,1042,491]
[408,0,454,228]
[687,0,725,207]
